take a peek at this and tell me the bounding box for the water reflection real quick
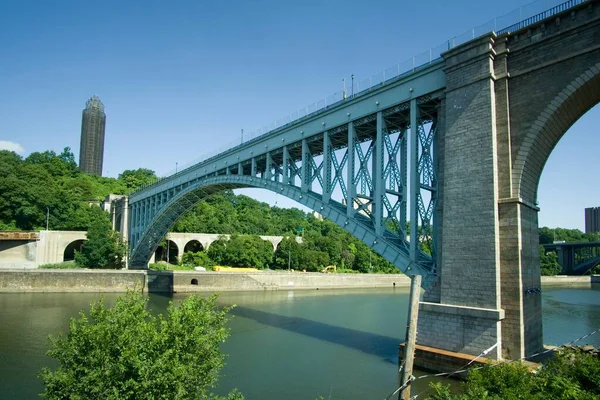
[0,285,598,399]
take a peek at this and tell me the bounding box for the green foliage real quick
[0,149,158,231]
[181,251,215,268]
[39,261,81,269]
[74,209,126,269]
[539,227,600,245]
[429,348,600,400]
[540,245,562,276]
[538,227,600,275]
[118,168,158,191]
[39,291,243,400]
[207,235,273,269]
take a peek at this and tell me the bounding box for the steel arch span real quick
[129,175,436,286]
[128,89,443,289]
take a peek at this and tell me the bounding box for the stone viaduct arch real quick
[63,239,85,262]
[35,231,87,265]
[147,233,287,264]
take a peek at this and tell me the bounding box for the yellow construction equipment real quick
[213,266,259,272]
[322,265,336,273]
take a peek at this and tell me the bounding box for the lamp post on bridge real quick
[46,208,49,231]
[351,74,354,97]
[241,129,244,144]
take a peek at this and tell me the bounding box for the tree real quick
[272,236,303,270]
[207,236,228,265]
[75,208,126,268]
[540,245,562,276]
[118,168,157,192]
[39,291,243,400]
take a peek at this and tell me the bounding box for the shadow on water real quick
[231,305,401,364]
[146,270,174,294]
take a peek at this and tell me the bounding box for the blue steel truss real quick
[128,62,445,288]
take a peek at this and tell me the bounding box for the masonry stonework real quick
[418,1,600,363]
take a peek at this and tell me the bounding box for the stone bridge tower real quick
[418,0,600,361]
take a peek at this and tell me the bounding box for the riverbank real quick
[0,270,597,293]
[0,269,410,293]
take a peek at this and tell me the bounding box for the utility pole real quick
[399,273,421,400]
[288,247,291,272]
[166,240,170,264]
[46,208,49,231]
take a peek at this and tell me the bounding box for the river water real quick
[1,285,599,399]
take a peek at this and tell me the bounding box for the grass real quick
[39,261,81,269]
[149,262,196,271]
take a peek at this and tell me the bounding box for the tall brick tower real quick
[79,96,106,175]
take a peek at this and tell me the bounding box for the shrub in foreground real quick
[39,291,243,400]
[429,348,600,399]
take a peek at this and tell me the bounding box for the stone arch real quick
[63,239,85,262]
[184,240,204,253]
[154,240,179,264]
[115,213,123,232]
[513,63,600,203]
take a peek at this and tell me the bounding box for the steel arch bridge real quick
[128,63,445,288]
[126,0,600,365]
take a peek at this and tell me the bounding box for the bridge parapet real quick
[0,232,39,241]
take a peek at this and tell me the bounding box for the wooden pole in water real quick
[399,273,421,400]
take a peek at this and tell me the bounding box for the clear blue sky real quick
[1,0,597,230]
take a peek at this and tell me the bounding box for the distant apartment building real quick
[584,207,600,234]
[79,96,106,175]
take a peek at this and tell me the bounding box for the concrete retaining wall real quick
[166,271,411,293]
[0,270,146,292]
[0,271,595,293]
[541,275,600,286]
[0,270,410,293]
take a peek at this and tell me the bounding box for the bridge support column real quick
[498,199,543,360]
[417,33,531,364]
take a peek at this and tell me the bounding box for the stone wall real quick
[0,269,409,293]
[164,271,411,293]
[0,270,145,292]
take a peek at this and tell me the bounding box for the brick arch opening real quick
[184,240,204,253]
[63,239,85,262]
[513,63,600,203]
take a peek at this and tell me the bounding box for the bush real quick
[429,348,600,399]
[39,291,243,400]
[181,251,214,268]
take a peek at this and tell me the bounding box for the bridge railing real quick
[134,0,588,195]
